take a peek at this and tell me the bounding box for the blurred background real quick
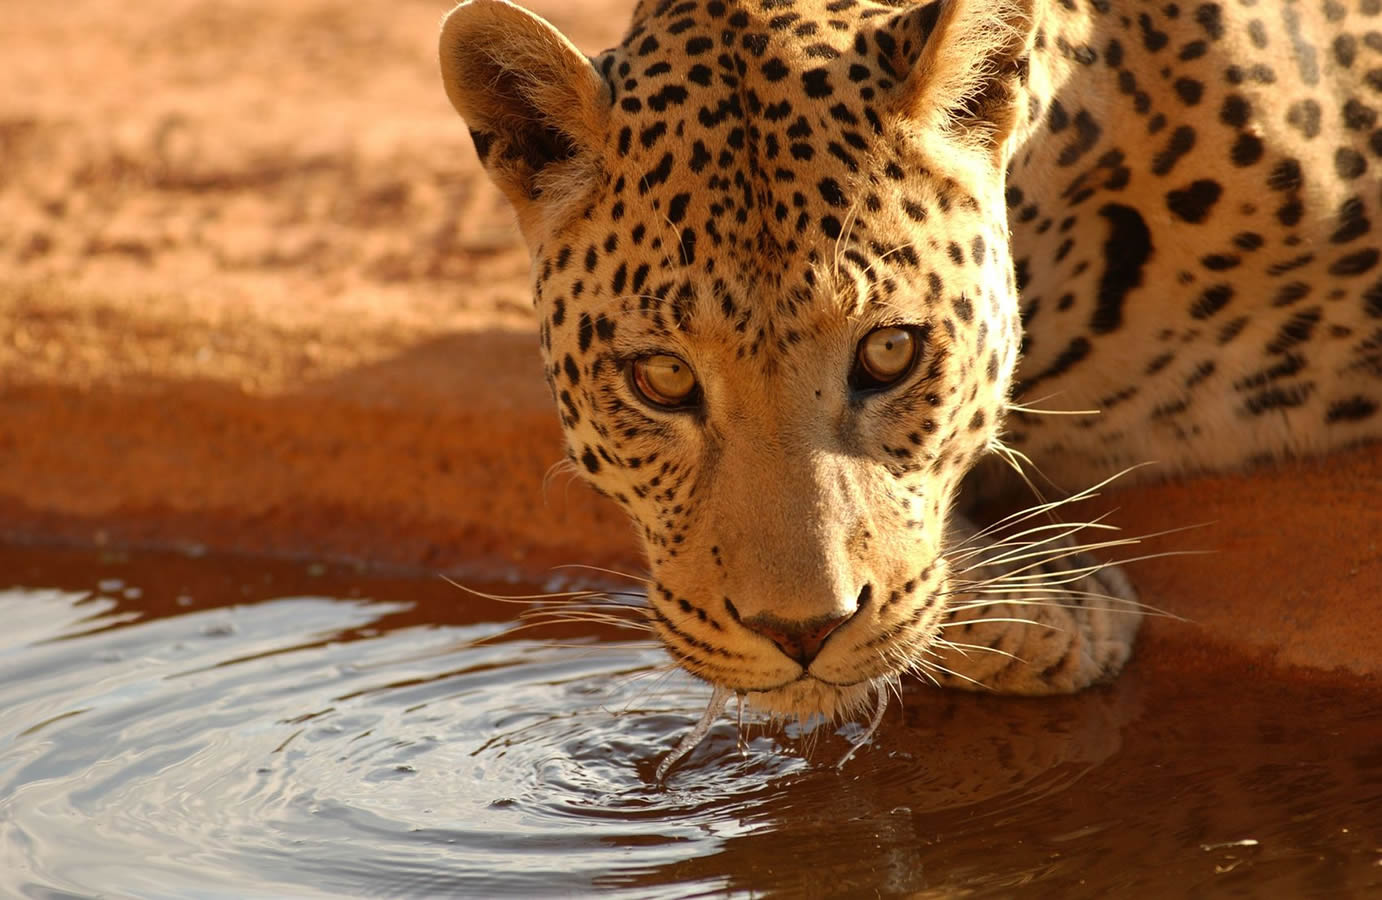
[0,0,638,573]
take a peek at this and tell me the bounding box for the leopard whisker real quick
[932,637,1026,663]
[988,437,1053,503]
[958,544,1212,591]
[936,616,1046,629]
[550,563,653,585]
[949,513,1120,566]
[541,457,582,509]
[945,587,1183,620]
[908,658,991,690]
[954,524,1209,580]
[947,519,1122,565]
[1005,390,1102,416]
[949,463,1157,549]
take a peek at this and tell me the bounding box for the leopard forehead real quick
[531,0,1021,376]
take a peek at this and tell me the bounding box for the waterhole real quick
[1,543,1378,898]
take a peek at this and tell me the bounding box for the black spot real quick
[1231,132,1264,166]
[1091,204,1153,334]
[595,314,616,343]
[1048,100,1070,132]
[1219,94,1251,127]
[821,215,842,238]
[1335,147,1368,179]
[1272,282,1311,307]
[1189,283,1233,319]
[1138,13,1169,51]
[1166,179,1222,223]
[1016,337,1092,396]
[577,313,594,352]
[1267,158,1303,191]
[1151,125,1196,175]
[678,227,697,265]
[689,141,712,173]
[1179,39,1207,61]
[1329,248,1380,276]
[1173,77,1203,105]
[1335,34,1357,68]
[1194,3,1224,40]
[1365,278,1382,317]
[1286,99,1321,138]
[639,153,675,194]
[1331,196,1370,244]
[1326,396,1379,422]
[1201,253,1239,270]
[802,68,832,98]
[1057,111,1102,167]
[1344,99,1378,131]
[1266,308,1321,354]
[581,447,601,474]
[741,32,770,57]
[1281,4,1320,85]
[817,177,847,207]
[762,57,790,81]
[668,192,692,223]
[639,122,667,149]
[562,353,581,385]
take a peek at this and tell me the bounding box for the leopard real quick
[436,0,1382,744]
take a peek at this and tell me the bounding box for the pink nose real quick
[741,612,852,667]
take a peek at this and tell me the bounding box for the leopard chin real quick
[744,677,885,723]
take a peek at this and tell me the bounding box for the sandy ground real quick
[1,0,1378,676]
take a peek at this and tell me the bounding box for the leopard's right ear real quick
[439,0,608,240]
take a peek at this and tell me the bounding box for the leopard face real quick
[440,0,1032,718]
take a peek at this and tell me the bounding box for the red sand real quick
[1,0,1377,678]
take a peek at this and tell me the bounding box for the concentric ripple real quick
[1,546,1379,898]
[0,580,804,898]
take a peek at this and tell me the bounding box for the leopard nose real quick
[741,610,854,667]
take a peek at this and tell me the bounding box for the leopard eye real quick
[852,326,920,391]
[631,354,699,409]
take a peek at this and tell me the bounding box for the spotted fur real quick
[439,0,1382,719]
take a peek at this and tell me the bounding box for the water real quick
[0,544,1378,898]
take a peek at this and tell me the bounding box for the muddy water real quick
[0,544,1378,898]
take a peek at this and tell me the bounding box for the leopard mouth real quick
[741,673,882,721]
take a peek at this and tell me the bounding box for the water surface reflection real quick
[0,545,1377,897]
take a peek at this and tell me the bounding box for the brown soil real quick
[1,0,1377,676]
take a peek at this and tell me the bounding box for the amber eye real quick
[852,326,920,391]
[631,354,700,409]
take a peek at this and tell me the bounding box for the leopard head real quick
[439,0,1033,718]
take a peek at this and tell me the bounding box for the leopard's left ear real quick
[885,0,1034,165]
[439,0,609,241]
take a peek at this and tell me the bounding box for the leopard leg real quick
[923,514,1142,695]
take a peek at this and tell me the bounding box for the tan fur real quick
[900,0,1032,164]
[439,0,1382,726]
[439,0,608,241]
